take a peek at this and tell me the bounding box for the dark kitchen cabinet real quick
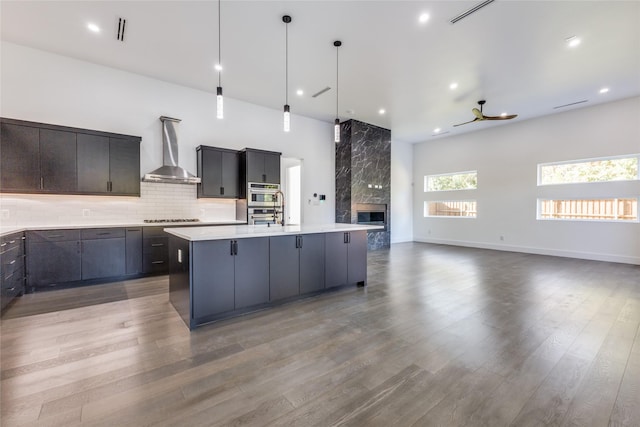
[77,134,140,196]
[191,239,235,320]
[325,230,367,288]
[0,118,141,196]
[244,149,281,184]
[80,228,125,280]
[269,233,325,301]
[269,235,300,301]
[0,123,76,193]
[125,228,143,275]
[234,237,270,309]
[39,129,77,192]
[196,146,240,198]
[0,123,40,191]
[143,227,169,274]
[26,230,82,290]
[1,232,26,312]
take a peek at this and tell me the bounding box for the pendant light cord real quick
[285,22,289,105]
[336,45,339,118]
[218,0,221,87]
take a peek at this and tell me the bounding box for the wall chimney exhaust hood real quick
[143,116,201,184]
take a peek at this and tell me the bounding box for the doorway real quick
[281,157,302,225]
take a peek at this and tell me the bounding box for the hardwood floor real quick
[1,242,638,426]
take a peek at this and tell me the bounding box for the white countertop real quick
[164,223,385,241]
[0,220,246,237]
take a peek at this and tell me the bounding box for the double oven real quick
[247,182,282,225]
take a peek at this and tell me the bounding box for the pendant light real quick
[282,15,292,132]
[216,0,223,119]
[334,40,342,143]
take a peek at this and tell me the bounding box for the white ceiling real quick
[2,1,639,143]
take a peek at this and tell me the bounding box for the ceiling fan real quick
[453,100,518,127]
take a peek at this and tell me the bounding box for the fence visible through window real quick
[538,198,638,221]
[425,201,477,218]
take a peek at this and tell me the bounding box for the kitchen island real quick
[165,223,383,329]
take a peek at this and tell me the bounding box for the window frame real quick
[424,170,478,192]
[424,200,478,218]
[537,154,640,186]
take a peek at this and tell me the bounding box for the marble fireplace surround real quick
[335,119,391,250]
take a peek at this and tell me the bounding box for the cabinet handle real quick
[1,243,6,247]
[151,260,165,264]
[7,287,15,292]
[9,240,16,244]
[262,174,266,183]
[233,240,238,256]
[9,260,16,265]
[126,229,140,232]
[47,234,64,238]
[151,243,164,247]
[344,232,348,244]
[40,177,44,190]
[96,232,111,236]
[230,240,234,255]
[220,186,224,195]
[299,236,303,248]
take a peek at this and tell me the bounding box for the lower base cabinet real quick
[325,230,367,288]
[27,230,82,290]
[1,232,26,312]
[189,237,269,324]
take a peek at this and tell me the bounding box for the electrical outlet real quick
[82,209,90,217]
[500,235,504,241]
[1,209,9,220]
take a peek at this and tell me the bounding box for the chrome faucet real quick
[274,190,285,226]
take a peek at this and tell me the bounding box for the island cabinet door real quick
[324,232,348,288]
[347,231,367,285]
[299,233,325,294]
[269,235,300,301]
[191,240,235,319]
[234,237,270,309]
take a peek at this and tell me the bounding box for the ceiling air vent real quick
[312,87,331,98]
[116,18,126,41]
[450,0,495,24]
[553,100,588,109]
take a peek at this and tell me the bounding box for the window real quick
[538,198,638,222]
[425,200,477,218]
[538,155,639,185]
[425,171,477,192]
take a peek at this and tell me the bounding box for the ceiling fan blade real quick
[472,108,484,119]
[453,118,481,127]
[483,114,518,120]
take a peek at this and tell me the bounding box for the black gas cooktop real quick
[143,218,200,223]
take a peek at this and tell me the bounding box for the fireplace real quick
[356,204,387,230]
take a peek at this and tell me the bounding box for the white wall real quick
[0,42,334,225]
[413,96,640,265]
[391,138,413,243]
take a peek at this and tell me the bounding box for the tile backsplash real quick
[0,182,237,226]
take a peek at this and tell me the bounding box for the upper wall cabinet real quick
[0,118,141,196]
[244,148,281,184]
[196,146,240,199]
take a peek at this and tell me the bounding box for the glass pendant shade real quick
[216,86,223,119]
[283,104,291,132]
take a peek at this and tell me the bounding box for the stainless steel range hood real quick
[142,116,201,184]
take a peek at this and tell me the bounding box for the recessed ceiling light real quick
[433,128,441,133]
[500,112,507,117]
[566,36,581,48]
[379,109,386,115]
[599,87,609,94]
[296,89,304,96]
[449,82,458,90]
[419,13,430,24]
[214,64,222,71]
[87,23,100,33]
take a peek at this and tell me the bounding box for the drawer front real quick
[143,237,168,254]
[2,247,24,280]
[28,229,81,243]
[1,232,24,254]
[81,228,125,240]
[3,266,25,294]
[143,253,169,274]
[143,226,167,238]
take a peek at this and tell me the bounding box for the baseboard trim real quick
[412,236,640,265]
